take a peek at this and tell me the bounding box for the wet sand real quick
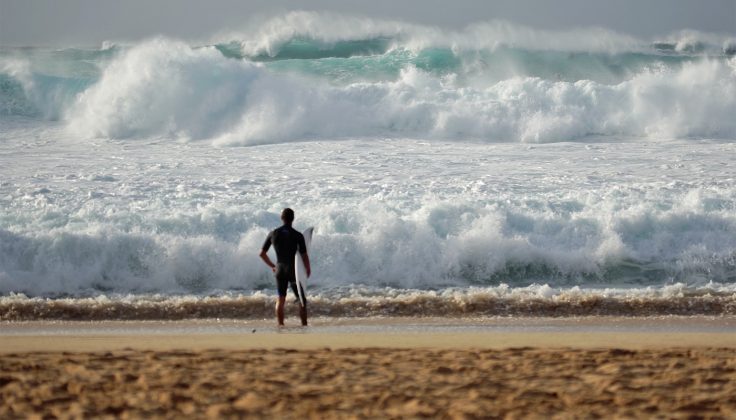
[2,319,736,418]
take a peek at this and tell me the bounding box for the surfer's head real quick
[281,208,295,225]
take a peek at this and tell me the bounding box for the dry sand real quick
[1,347,735,418]
[2,326,736,418]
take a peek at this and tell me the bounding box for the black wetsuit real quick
[262,225,307,300]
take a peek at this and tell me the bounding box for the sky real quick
[1,0,735,46]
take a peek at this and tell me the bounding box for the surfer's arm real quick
[301,252,311,278]
[259,250,276,272]
[260,233,276,272]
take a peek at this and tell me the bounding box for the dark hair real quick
[281,208,295,224]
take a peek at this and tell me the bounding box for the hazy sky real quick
[1,0,734,46]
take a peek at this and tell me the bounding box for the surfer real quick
[259,208,311,326]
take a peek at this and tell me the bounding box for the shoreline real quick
[4,332,736,354]
[4,287,736,320]
[3,316,736,352]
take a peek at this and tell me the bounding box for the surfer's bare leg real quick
[300,304,307,326]
[276,296,286,326]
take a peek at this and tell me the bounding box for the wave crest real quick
[2,192,736,297]
[219,11,647,58]
[2,14,735,143]
[65,38,736,143]
[219,12,735,58]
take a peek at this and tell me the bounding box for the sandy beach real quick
[2,318,736,418]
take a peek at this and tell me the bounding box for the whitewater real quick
[1,13,736,319]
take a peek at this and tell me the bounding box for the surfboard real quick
[295,227,313,307]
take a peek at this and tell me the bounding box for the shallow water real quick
[3,316,736,336]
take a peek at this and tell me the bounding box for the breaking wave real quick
[1,12,735,144]
[214,12,733,58]
[66,41,736,144]
[2,190,736,298]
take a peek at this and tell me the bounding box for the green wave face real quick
[259,47,464,84]
[255,45,702,86]
[215,37,393,60]
[205,33,724,85]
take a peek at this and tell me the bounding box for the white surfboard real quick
[295,227,313,307]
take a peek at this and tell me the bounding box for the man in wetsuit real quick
[259,208,311,326]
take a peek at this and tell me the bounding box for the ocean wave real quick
[2,22,734,143]
[216,11,730,58]
[253,46,700,87]
[1,12,733,143]
[0,58,94,119]
[216,12,735,58]
[2,191,736,297]
[64,39,736,143]
[652,29,736,55]
[2,284,735,321]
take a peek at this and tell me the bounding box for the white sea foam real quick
[67,39,261,141]
[218,11,645,56]
[1,133,735,297]
[3,15,734,143]
[218,12,736,57]
[2,282,735,320]
[61,38,736,144]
